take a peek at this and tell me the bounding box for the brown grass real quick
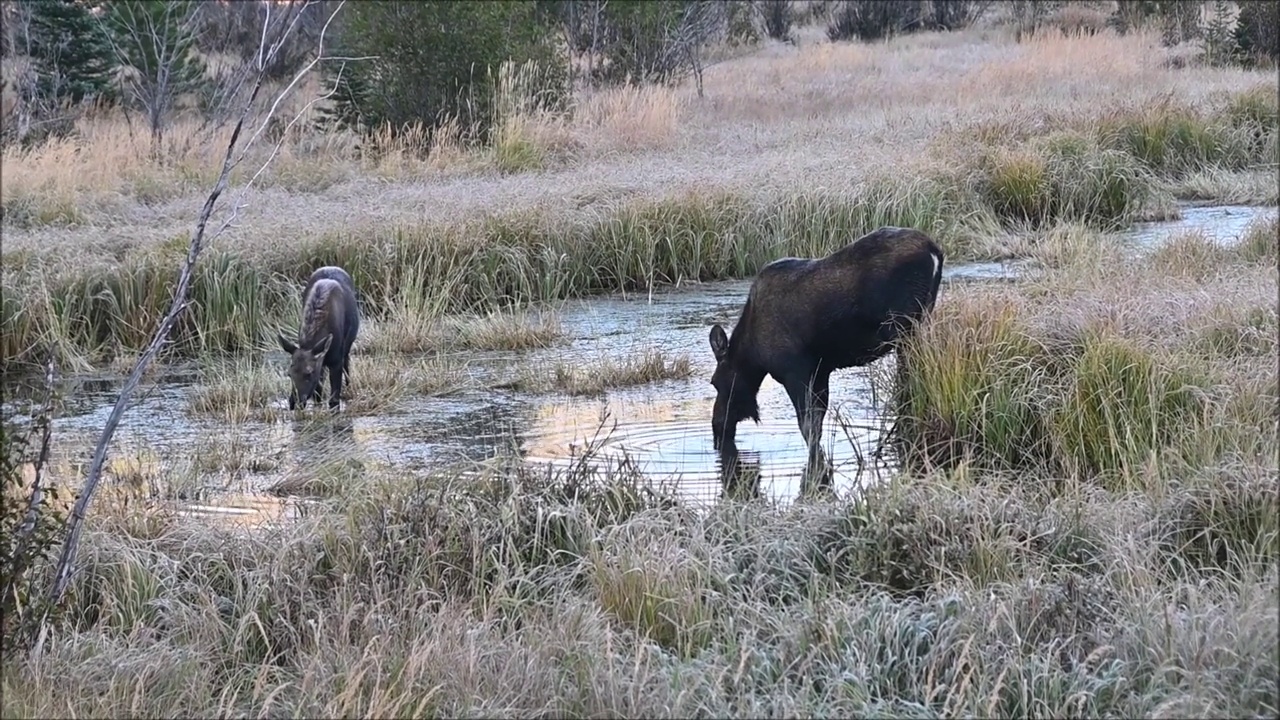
[4,216,1277,718]
[3,24,1278,717]
[358,310,565,356]
[4,26,1271,266]
[514,348,693,396]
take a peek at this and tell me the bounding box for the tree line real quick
[2,0,1275,152]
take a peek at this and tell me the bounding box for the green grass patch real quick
[896,294,1213,486]
[976,131,1155,230]
[1097,87,1279,176]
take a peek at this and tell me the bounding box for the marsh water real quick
[5,204,1276,521]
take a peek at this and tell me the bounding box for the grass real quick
[188,353,474,420]
[186,356,289,423]
[3,223,1276,714]
[514,348,693,396]
[3,25,1277,373]
[3,18,1279,718]
[2,439,1275,717]
[894,215,1277,488]
[342,355,473,414]
[192,433,280,476]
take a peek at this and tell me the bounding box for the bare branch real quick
[206,2,351,241]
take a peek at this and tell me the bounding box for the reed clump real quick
[186,357,286,423]
[975,131,1155,229]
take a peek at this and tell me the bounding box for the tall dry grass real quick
[2,426,1275,716]
[895,215,1278,487]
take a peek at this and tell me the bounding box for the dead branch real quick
[3,360,58,610]
[32,0,345,657]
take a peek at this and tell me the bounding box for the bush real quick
[1110,0,1158,35]
[760,0,793,41]
[585,0,726,88]
[0,396,67,656]
[828,0,925,42]
[322,1,568,145]
[1158,0,1201,46]
[924,0,990,31]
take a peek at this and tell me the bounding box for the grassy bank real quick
[4,212,1275,717]
[3,23,1277,373]
[2,443,1275,717]
[896,215,1277,483]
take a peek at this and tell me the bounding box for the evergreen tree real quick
[28,0,117,104]
[1233,0,1279,66]
[321,1,567,143]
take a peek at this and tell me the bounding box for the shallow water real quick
[5,204,1276,517]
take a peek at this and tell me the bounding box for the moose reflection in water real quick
[707,226,944,493]
[278,266,362,412]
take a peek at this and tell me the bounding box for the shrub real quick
[322,1,568,145]
[760,0,793,41]
[924,0,990,31]
[586,0,726,88]
[1111,0,1157,35]
[0,399,68,655]
[827,0,925,42]
[978,132,1152,229]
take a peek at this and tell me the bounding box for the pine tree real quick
[1233,0,1279,66]
[28,0,117,104]
[1202,0,1237,67]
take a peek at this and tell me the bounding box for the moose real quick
[278,266,361,411]
[707,226,944,490]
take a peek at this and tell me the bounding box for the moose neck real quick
[726,363,766,424]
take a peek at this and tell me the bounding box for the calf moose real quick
[707,226,944,489]
[278,266,361,411]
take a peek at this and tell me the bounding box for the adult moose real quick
[707,226,944,491]
[278,266,361,411]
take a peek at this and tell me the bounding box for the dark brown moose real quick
[707,226,944,490]
[278,266,361,411]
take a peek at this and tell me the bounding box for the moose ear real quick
[310,334,333,358]
[278,331,298,354]
[709,324,729,362]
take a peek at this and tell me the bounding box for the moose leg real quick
[782,370,832,495]
[327,362,342,411]
[804,372,833,494]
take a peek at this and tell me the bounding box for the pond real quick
[4,204,1275,520]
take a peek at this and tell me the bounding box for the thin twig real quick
[32,1,342,657]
